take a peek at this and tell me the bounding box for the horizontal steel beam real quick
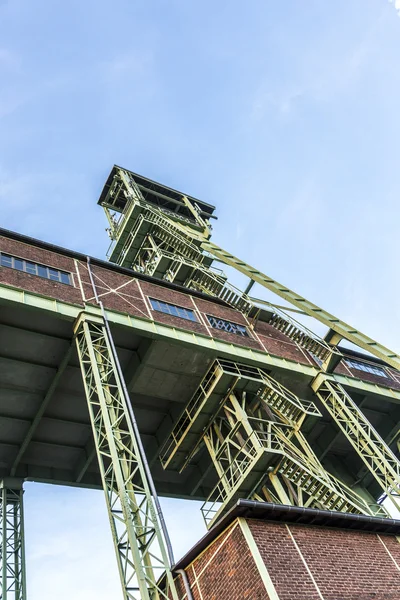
[334,373,400,403]
[0,320,71,342]
[0,413,90,428]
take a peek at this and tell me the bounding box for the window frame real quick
[344,358,388,378]
[149,297,198,323]
[0,252,73,286]
[206,314,249,337]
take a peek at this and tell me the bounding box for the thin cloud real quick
[389,0,400,16]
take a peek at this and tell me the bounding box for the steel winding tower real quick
[97,165,400,592]
[0,164,400,599]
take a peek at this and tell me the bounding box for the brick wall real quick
[255,320,314,367]
[171,517,400,600]
[0,235,83,306]
[250,519,400,600]
[170,520,267,600]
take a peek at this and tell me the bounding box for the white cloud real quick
[389,0,400,16]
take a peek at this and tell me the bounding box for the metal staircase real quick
[278,456,373,514]
[268,312,332,361]
[159,358,321,472]
[158,358,379,528]
[200,404,380,528]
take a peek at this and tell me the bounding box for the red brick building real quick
[168,501,400,600]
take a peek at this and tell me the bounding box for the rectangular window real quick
[149,298,197,322]
[345,358,388,378]
[207,315,248,337]
[0,252,72,285]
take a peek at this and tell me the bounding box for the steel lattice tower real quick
[0,164,399,598]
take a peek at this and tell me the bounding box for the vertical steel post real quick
[74,312,178,600]
[0,479,26,600]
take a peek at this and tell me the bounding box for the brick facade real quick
[1,231,399,390]
[250,519,400,600]
[169,521,266,600]
[170,515,400,600]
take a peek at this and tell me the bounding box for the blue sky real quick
[1,1,400,597]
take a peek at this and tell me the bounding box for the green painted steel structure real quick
[74,312,178,600]
[97,164,400,593]
[0,165,399,598]
[0,480,26,600]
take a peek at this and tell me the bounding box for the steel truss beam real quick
[0,479,26,600]
[312,374,400,512]
[201,240,400,371]
[74,312,178,600]
[159,359,378,528]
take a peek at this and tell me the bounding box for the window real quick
[345,358,388,378]
[0,253,72,285]
[149,298,197,322]
[207,315,248,337]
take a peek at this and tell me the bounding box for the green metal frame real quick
[158,358,382,529]
[98,166,400,389]
[100,166,400,370]
[201,240,400,371]
[312,374,400,513]
[199,389,380,528]
[99,167,400,526]
[0,479,26,600]
[74,312,178,600]
[1,162,399,599]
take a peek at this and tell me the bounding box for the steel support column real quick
[0,479,26,600]
[74,312,177,600]
[312,374,400,513]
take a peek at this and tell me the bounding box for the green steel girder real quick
[199,391,378,528]
[312,374,400,513]
[159,358,321,473]
[0,479,26,600]
[0,282,316,378]
[200,240,400,371]
[74,312,178,600]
